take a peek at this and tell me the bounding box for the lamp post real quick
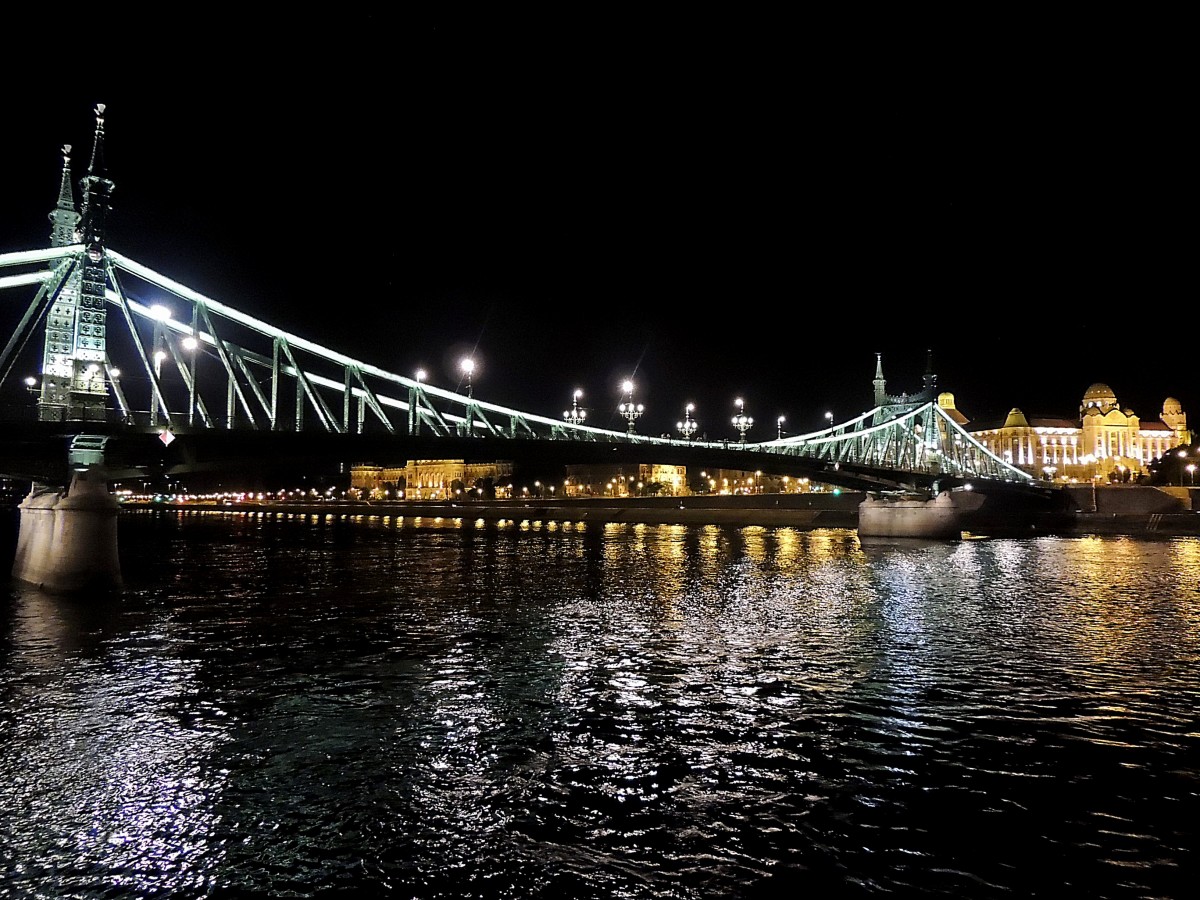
[460,357,475,398]
[777,415,785,440]
[564,389,586,426]
[677,403,698,441]
[824,410,834,428]
[732,397,753,444]
[460,358,477,437]
[618,380,643,435]
[1188,463,1196,486]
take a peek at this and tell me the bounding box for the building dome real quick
[1163,397,1182,415]
[1083,383,1117,404]
[1081,383,1119,417]
[1003,408,1030,428]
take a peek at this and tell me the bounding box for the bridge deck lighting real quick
[149,304,172,321]
[182,336,199,351]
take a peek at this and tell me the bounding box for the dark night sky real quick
[1,13,1191,440]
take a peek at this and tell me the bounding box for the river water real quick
[1,507,1198,899]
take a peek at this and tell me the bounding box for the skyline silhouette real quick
[1,15,1189,438]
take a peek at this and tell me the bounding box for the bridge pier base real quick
[11,466,121,593]
[858,490,963,540]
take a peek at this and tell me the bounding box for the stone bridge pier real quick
[11,465,121,593]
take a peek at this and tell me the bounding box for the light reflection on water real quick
[1,508,1199,898]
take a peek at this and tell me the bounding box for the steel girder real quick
[2,247,1033,492]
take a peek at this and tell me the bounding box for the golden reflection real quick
[1032,537,1200,663]
[774,528,800,568]
[742,526,767,563]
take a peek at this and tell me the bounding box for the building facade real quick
[350,460,514,500]
[953,384,1189,483]
[563,463,688,497]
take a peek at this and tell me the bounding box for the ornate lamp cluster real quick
[732,397,753,444]
[677,403,698,441]
[618,379,643,435]
[564,389,586,426]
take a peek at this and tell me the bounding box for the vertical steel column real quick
[270,337,280,430]
[188,300,198,426]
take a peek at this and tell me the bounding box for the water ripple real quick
[1,512,1198,897]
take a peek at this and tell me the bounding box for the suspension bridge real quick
[0,231,1041,494]
[0,106,1069,590]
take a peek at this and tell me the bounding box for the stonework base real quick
[12,467,121,593]
[858,491,963,540]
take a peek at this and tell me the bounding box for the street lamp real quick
[1188,463,1196,486]
[618,379,643,435]
[677,403,698,441]
[460,358,475,397]
[564,389,586,426]
[777,415,785,440]
[824,410,834,428]
[732,397,753,444]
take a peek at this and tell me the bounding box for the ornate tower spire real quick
[37,103,113,422]
[873,352,887,408]
[48,144,79,247]
[78,103,114,248]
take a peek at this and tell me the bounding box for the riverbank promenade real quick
[121,485,1200,537]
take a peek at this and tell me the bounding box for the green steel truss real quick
[1,245,1033,490]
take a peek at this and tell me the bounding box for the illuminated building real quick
[348,464,406,498]
[563,463,687,497]
[872,355,1189,483]
[403,459,514,500]
[948,385,1189,483]
[350,460,514,499]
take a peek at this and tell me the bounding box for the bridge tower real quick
[37,104,112,422]
[872,350,938,424]
[10,105,122,593]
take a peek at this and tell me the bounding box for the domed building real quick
[956,384,1190,483]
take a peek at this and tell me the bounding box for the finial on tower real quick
[79,102,114,247]
[49,143,79,246]
[873,352,887,408]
